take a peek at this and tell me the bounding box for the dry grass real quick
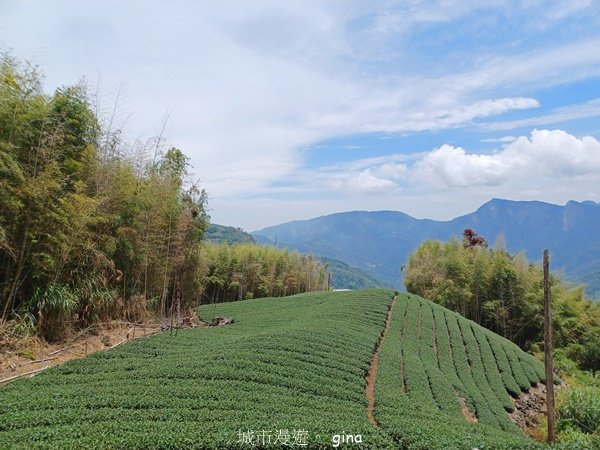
[0,320,162,384]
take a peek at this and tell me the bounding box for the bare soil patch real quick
[509,382,551,437]
[366,296,397,426]
[458,394,478,423]
[0,320,204,385]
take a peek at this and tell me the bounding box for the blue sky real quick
[2,1,600,230]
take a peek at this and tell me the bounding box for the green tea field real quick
[0,290,550,449]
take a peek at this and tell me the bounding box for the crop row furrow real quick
[403,299,436,408]
[446,312,499,427]
[486,334,523,397]
[501,342,532,391]
[417,299,462,417]
[471,324,515,411]
[459,320,517,431]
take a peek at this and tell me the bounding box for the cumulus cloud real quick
[294,129,600,198]
[417,145,509,187]
[504,129,600,176]
[315,155,410,195]
[333,169,398,194]
[417,129,600,187]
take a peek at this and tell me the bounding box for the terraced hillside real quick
[374,294,547,449]
[0,290,548,449]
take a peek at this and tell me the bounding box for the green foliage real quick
[402,299,436,407]
[558,386,600,433]
[197,243,328,304]
[557,386,600,446]
[0,289,550,448]
[374,293,545,449]
[205,224,256,244]
[0,53,210,339]
[319,256,389,290]
[471,324,517,411]
[30,283,78,341]
[0,290,396,449]
[459,319,516,430]
[404,235,600,372]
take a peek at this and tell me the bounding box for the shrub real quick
[558,386,600,436]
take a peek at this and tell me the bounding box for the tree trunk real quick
[544,249,556,443]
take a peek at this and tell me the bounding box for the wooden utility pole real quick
[543,249,555,443]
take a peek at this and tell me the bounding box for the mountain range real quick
[252,198,600,298]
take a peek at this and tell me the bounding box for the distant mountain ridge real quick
[252,199,600,298]
[205,224,256,244]
[319,257,390,290]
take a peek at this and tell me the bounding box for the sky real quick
[2,0,600,231]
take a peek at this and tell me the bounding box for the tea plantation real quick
[0,290,551,449]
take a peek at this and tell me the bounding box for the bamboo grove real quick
[197,244,328,304]
[403,231,600,372]
[0,54,327,341]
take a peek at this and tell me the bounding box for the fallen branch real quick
[24,356,59,365]
[109,338,128,349]
[0,366,48,385]
[47,343,80,357]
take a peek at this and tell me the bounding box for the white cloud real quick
[454,38,600,93]
[480,98,600,131]
[333,169,398,194]
[481,136,517,143]
[370,1,495,35]
[504,129,600,176]
[390,97,539,132]
[417,144,509,187]
[3,2,600,229]
[447,97,539,120]
[218,128,600,230]
[373,162,408,179]
[547,0,592,21]
[306,155,412,196]
[417,129,600,187]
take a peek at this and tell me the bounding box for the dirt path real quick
[366,296,398,426]
[0,322,163,385]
